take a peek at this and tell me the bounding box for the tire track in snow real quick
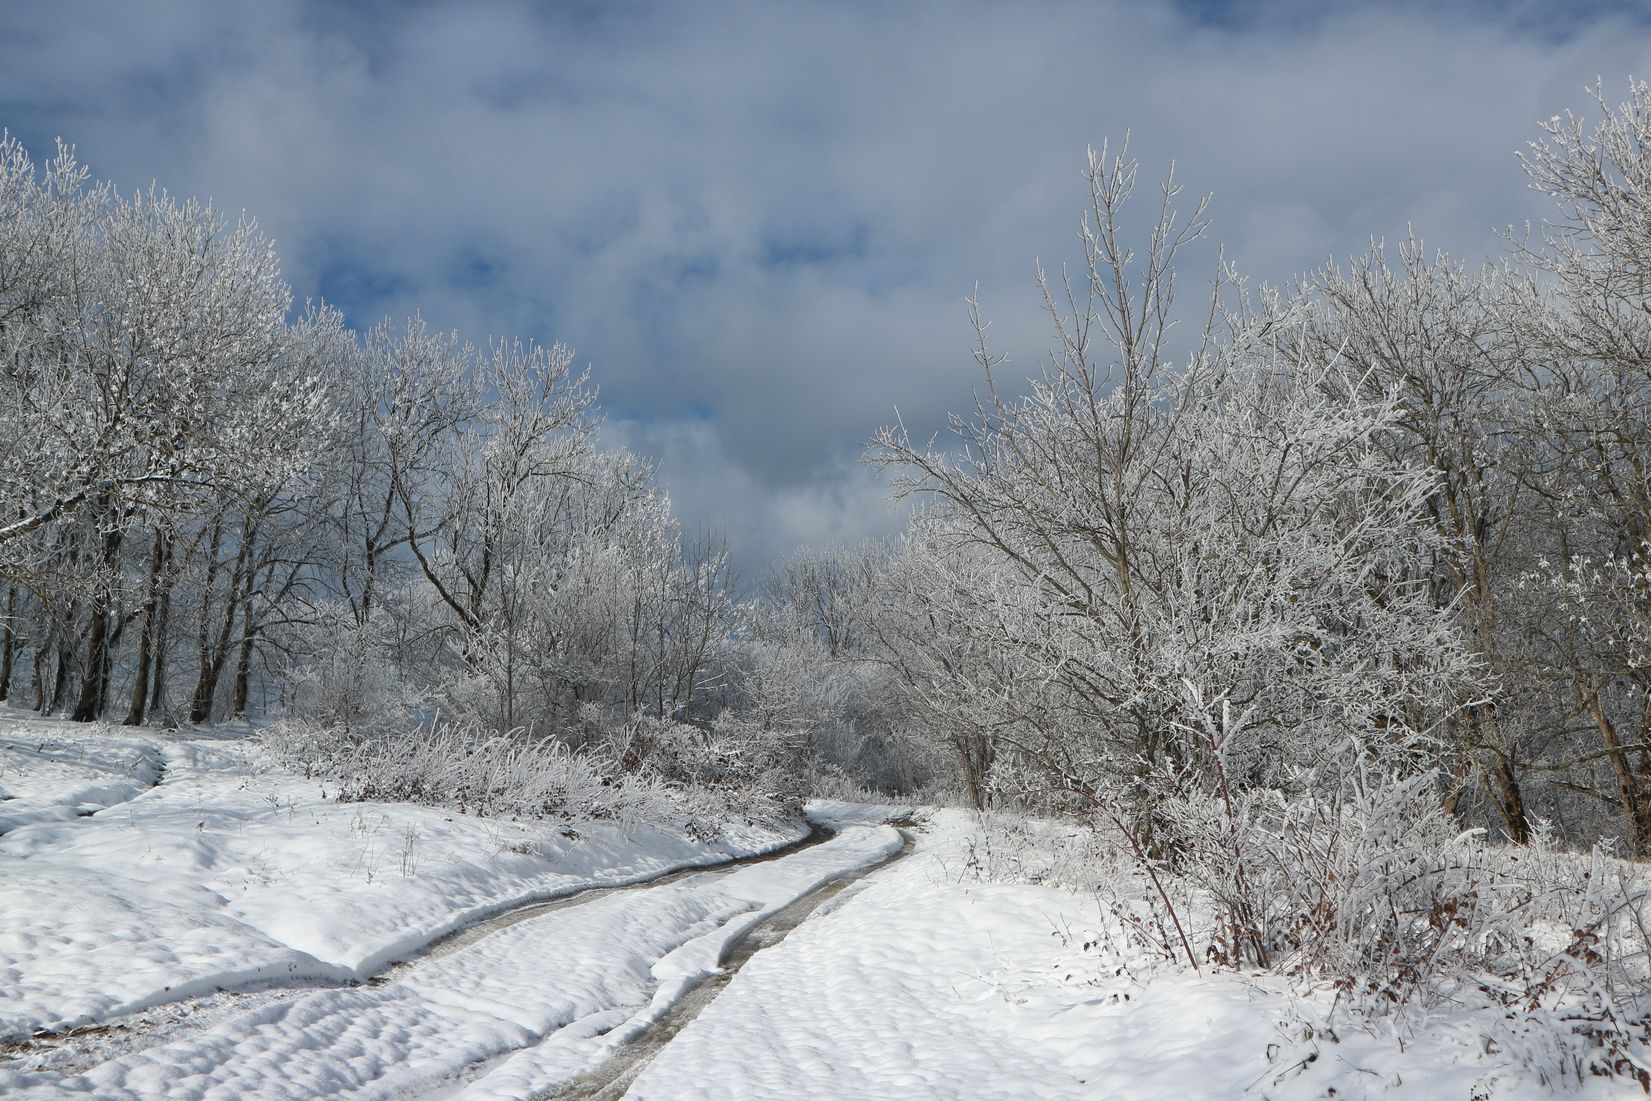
[529,824,917,1101]
[374,821,840,984]
[0,821,837,1076]
[0,732,168,838]
[0,824,904,1100]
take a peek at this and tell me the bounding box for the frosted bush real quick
[1114,767,1651,1087]
[263,710,813,837]
[263,720,680,825]
[284,611,425,733]
[605,712,804,827]
[963,809,1122,891]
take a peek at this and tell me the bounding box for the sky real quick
[3,0,1650,579]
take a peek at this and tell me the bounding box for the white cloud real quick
[4,0,1649,568]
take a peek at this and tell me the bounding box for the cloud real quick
[4,0,1650,575]
[602,416,908,585]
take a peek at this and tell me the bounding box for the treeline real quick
[0,136,749,752]
[742,86,1651,859]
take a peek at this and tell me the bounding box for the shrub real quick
[263,720,679,826]
[1113,765,1651,1088]
[263,712,812,837]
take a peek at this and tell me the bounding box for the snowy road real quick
[0,718,809,1046]
[0,715,908,1099]
[1,823,903,1100]
[544,818,917,1100]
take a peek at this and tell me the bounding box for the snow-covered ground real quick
[0,713,818,1056]
[5,713,1641,1100]
[624,809,1641,1101]
[3,820,899,1100]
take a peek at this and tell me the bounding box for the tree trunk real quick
[953,728,994,811]
[72,519,124,722]
[1585,695,1649,859]
[147,537,174,721]
[1478,707,1530,844]
[187,520,225,724]
[189,621,231,724]
[1490,755,1531,845]
[30,613,55,711]
[123,530,167,726]
[231,586,258,718]
[48,638,73,714]
[0,584,16,702]
[231,634,254,716]
[31,643,46,711]
[191,523,253,724]
[1440,750,1474,821]
[70,606,110,721]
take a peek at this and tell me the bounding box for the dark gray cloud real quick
[4,0,1649,574]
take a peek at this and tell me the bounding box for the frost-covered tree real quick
[0,130,770,814]
[548,482,736,727]
[395,336,595,728]
[0,163,297,554]
[0,137,334,721]
[743,540,928,794]
[1499,81,1651,855]
[1309,242,1541,839]
[872,144,1478,827]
